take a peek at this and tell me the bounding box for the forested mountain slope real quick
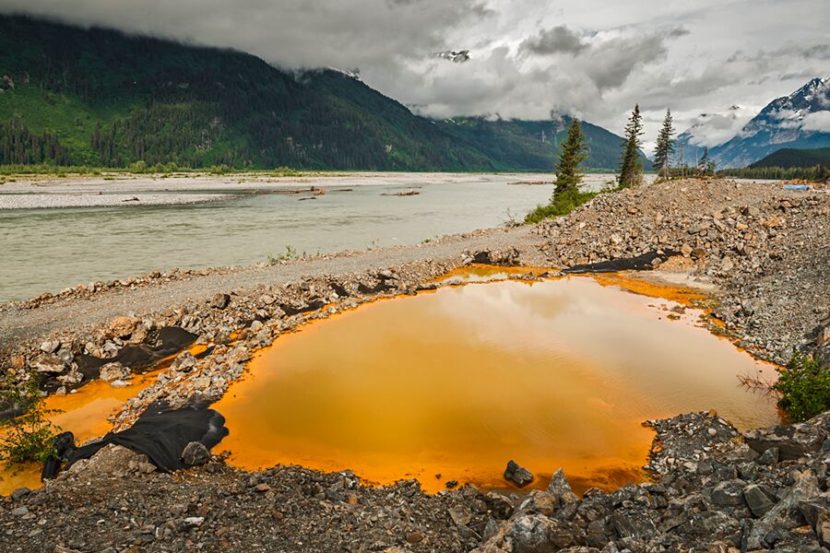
[0,15,638,171]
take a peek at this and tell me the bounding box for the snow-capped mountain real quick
[709,77,830,168]
[674,105,750,166]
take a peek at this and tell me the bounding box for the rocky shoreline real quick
[1,178,830,551]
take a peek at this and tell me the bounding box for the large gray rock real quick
[99,362,129,382]
[509,514,579,553]
[744,484,776,517]
[746,470,820,549]
[518,491,557,517]
[30,353,65,374]
[547,468,579,506]
[710,480,746,507]
[504,460,534,488]
[744,423,825,460]
[181,442,211,467]
[210,293,230,309]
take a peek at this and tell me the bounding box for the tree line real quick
[0,118,69,165]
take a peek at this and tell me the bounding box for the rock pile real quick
[537,179,830,363]
[6,410,830,551]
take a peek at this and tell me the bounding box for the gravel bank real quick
[1,177,829,552]
[0,192,232,210]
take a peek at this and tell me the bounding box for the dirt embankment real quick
[2,178,830,552]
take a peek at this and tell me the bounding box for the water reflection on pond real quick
[215,275,779,493]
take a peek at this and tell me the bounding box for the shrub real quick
[774,353,830,422]
[128,160,148,173]
[0,378,60,464]
[209,164,230,175]
[524,190,597,224]
[267,245,299,265]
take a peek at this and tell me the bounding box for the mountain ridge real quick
[705,77,830,168]
[0,15,640,171]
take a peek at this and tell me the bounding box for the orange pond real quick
[214,274,780,494]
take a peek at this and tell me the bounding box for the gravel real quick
[0,192,232,210]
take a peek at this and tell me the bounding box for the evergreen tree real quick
[553,118,588,199]
[697,146,709,172]
[697,146,716,176]
[653,109,675,179]
[618,105,644,188]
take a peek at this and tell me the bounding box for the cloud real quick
[684,106,754,147]
[802,111,830,132]
[520,25,587,55]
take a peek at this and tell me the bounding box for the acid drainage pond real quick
[0,272,781,496]
[214,273,780,494]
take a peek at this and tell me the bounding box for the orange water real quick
[0,371,162,494]
[215,275,779,493]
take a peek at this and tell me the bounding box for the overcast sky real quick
[2,0,828,150]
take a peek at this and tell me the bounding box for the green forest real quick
[716,148,830,180]
[0,15,641,172]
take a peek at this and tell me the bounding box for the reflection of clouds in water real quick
[213,275,779,493]
[432,278,650,355]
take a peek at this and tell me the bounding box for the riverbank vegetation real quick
[774,354,830,422]
[526,119,599,223]
[718,165,830,181]
[618,105,646,188]
[0,378,60,464]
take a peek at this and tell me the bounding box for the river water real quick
[0,173,576,302]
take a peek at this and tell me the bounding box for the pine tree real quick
[553,118,588,200]
[618,105,644,188]
[697,146,710,175]
[653,109,675,180]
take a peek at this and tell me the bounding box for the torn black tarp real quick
[561,250,679,274]
[41,406,228,481]
[75,327,199,375]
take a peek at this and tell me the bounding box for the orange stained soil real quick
[0,372,160,494]
[215,274,779,494]
[0,345,211,496]
[590,272,707,306]
[434,264,550,284]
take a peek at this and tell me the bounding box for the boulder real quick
[746,470,820,549]
[504,460,534,488]
[743,484,776,517]
[39,340,61,354]
[210,293,230,309]
[744,423,825,460]
[710,480,746,507]
[68,444,156,478]
[518,491,557,516]
[548,469,579,505]
[99,362,130,382]
[483,492,515,519]
[181,442,211,467]
[472,248,520,266]
[510,514,557,553]
[108,316,137,338]
[30,353,65,374]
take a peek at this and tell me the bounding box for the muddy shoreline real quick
[2,178,830,551]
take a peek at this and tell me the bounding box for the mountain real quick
[0,15,639,172]
[750,147,830,169]
[674,106,749,166]
[709,77,830,168]
[438,117,637,171]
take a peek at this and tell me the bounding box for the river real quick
[0,173,617,302]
